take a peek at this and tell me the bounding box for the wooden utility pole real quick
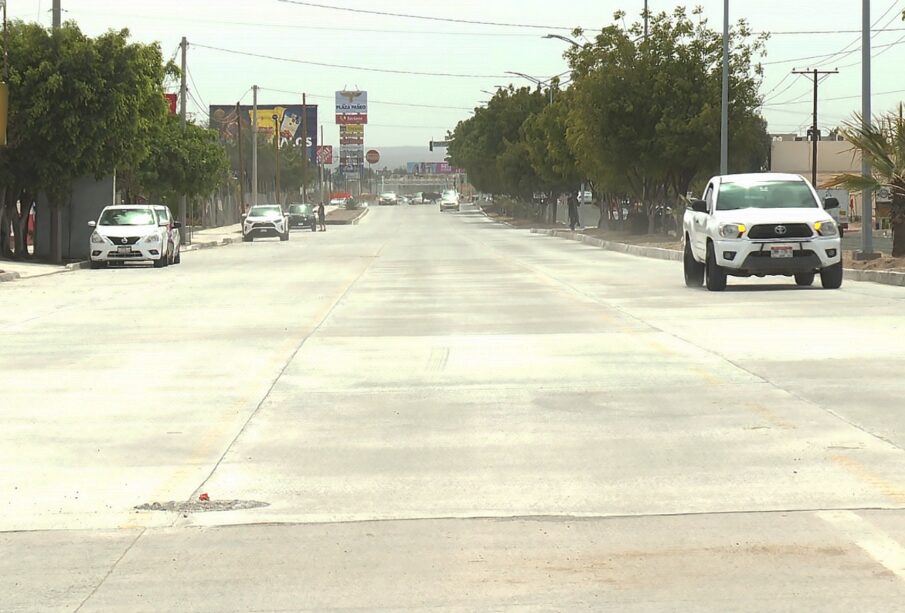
[302,93,309,202]
[792,68,839,187]
[178,37,188,242]
[273,114,281,206]
[236,102,245,217]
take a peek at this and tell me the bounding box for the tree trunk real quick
[0,190,11,259]
[891,195,905,258]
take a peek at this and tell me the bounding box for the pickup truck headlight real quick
[90,231,106,244]
[815,220,838,237]
[718,223,747,239]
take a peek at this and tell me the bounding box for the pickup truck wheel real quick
[820,262,844,289]
[684,242,704,287]
[794,273,815,287]
[705,242,727,291]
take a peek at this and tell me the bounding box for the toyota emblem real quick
[774,225,788,236]
[121,237,129,244]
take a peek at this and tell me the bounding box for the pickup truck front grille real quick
[748,223,813,239]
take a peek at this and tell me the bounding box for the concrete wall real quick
[35,176,115,261]
[770,140,861,186]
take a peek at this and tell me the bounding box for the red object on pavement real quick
[198,493,210,502]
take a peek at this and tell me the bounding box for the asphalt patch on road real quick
[135,500,270,513]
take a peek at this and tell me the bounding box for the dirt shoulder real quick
[843,251,905,272]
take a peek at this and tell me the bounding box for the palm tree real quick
[825,104,905,257]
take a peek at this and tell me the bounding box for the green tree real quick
[565,7,768,232]
[826,105,905,257]
[0,22,168,262]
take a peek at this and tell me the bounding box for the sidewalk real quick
[0,259,82,282]
[182,223,242,251]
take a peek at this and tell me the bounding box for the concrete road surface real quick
[2,204,905,612]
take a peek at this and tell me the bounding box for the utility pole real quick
[178,37,188,243]
[857,0,878,260]
[644,0,649,41]
[273,114,282,206]
[719,0,729,175]
[236,102,245,218]
[302,93,309,202]
[792,67,838,188]
[52,0,61,29]
[252,85,258,208]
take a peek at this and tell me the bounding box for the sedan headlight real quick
[815,220,838,237]
[144,234,161,243]
[718,223,747,239]
[90,231,106,244]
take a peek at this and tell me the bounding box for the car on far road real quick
[152,205,182,265]
[440,189,460,212]
[410,192,425,204]
[330,197,348,208]
[288,203,317,232]
[578,190,594,205]
[243,205,290,242]
[683,173,843,291]
[378,192,399,206]
[400,195,412,206]
[88,205,175,269]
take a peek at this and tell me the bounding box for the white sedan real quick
[88,205,174,269]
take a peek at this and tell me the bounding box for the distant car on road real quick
[378,192,400,206]
[439,189,460,212]
[330,197,348,208]
[288,203,317,232]
[683,173,843,291]
[243,205,290,242]
[410,192,425,204]
[422,191,441,204]
[88,205,177,269]
[152,205,182,266]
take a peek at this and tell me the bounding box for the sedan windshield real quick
[99,209,156,226]
[718,180,818,211]
[249,206,283,218]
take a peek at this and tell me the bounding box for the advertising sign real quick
[336,90,368,125]
[164,93,178,115]
[316,145,334,165]
[210,104,318,163]
[407,162,464,175]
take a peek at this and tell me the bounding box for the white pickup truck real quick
[683,173,843,291]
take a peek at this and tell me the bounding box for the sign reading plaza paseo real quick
[335,90,368,125]
[336,90,368,178]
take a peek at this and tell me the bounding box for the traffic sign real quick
[366,149,380,164]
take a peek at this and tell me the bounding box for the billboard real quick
[209,104,318,163]
[336,90,368,125]
[164,93,178,115]
[339,124,364,145]
[407,162,464,175]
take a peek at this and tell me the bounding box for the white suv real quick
[439,189,460,212]
[243,205,290,242]
[88,205,174,268]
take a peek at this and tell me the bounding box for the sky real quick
[8,0,905,155]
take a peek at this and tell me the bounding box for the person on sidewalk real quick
[568,194,581,231]
[317,201,327,232]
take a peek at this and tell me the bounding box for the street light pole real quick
[52,0,61,29]
[857,0,878,259]
[252,85,258,208]
[179,36,188,243]
[273,114,282,206]
[720,0,729,175]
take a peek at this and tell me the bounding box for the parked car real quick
[378,192,399,206]
[88,205,177,269]
[683,173,843,291]
[410,192,425,204]
[152,205,182,265]
[578,190,594,205]
[288,203,317,232]
[242,205,290,242]
[440,189,460,212]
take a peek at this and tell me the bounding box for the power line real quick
[259,87,473,111]
[192,43,507,79]
[762,87,905,108]
[276,0,576,30]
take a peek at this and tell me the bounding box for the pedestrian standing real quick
[568,194,581,231]
[317,201,327,232]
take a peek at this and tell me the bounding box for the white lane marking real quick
[817,510,905,581]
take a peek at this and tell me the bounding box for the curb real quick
[326,207,369,225]
[0,271,21,283]
[66,261,91,271]
[531,228,905,289]
[182,236,239,252]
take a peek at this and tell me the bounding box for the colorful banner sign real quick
[209,104,319,163]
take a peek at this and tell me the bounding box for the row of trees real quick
[0,21,230,262]
[448,6,771,232]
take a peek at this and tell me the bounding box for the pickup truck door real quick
[692,183,715,257]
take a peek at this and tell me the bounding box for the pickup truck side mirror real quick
[690,199,708,213]
[824,197,840,210]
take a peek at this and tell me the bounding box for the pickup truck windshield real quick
[718,180,818,211]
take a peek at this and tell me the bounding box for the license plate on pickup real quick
[770,245,794,259]
[117,246,132,255]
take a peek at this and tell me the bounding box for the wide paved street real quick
[3,204,905,612]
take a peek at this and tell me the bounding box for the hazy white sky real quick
[10,1,905,152]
